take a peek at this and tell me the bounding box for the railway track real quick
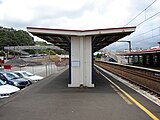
[95,61,160,96]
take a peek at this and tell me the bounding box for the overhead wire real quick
[124,0,159,47]
[108,0,159,51]
[125,0,157,26]
[137,11,160,26]
[114,26,160,50]
[131,26,160,39]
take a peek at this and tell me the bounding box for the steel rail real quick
[95,61,160,94]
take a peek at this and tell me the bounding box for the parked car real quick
[14,71,44,82]
[0,79,20,98]
[0,72,31,89]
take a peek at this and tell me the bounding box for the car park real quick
[0,79,20,98]
[14,71,44,82]
[0,72,31,89]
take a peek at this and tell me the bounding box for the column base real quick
[68,84,94,88]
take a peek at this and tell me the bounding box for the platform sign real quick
[71,61,80,67]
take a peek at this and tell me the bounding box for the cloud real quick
[0,0,132,29]
[106,0,160,51]
[0,0,159,50]
[0,0,95,29]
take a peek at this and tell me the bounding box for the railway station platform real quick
[0,68,159,120]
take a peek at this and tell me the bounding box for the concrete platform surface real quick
[0,69,159,120]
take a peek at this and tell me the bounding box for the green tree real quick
[0,27,35,49]
[96,53,102,58]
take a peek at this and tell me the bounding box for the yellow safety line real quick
[111,85,132,105]
[99,71,159,120]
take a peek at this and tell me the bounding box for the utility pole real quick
[117,41,132,52]
[117,40,132,64]
[158,42,160,48]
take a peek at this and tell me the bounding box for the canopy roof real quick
[27,26,136,52]
[118,47,160,55]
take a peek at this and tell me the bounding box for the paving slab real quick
[0,69,159,120]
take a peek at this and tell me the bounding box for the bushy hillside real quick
[0,27,35,49]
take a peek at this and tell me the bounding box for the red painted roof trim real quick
[121,47,160,55]
[27,26,136,33]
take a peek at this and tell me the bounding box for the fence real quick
[1,61,68,78]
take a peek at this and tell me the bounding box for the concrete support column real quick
[68,36,94,87]
[157,53,160,67]
[132,55,135,64]
[80,37,84,85]
[84,36,94,87]
[137,55,140,64]
[142,55,146,66]
[149,54,153,66]
[127,56,130,64]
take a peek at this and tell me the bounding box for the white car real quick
[0,80,20,98]
[14,71,44,82]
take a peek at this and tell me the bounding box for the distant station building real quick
[27,26,136,87]
[117,45,160,68]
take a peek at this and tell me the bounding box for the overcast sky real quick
[0,0,160,51]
